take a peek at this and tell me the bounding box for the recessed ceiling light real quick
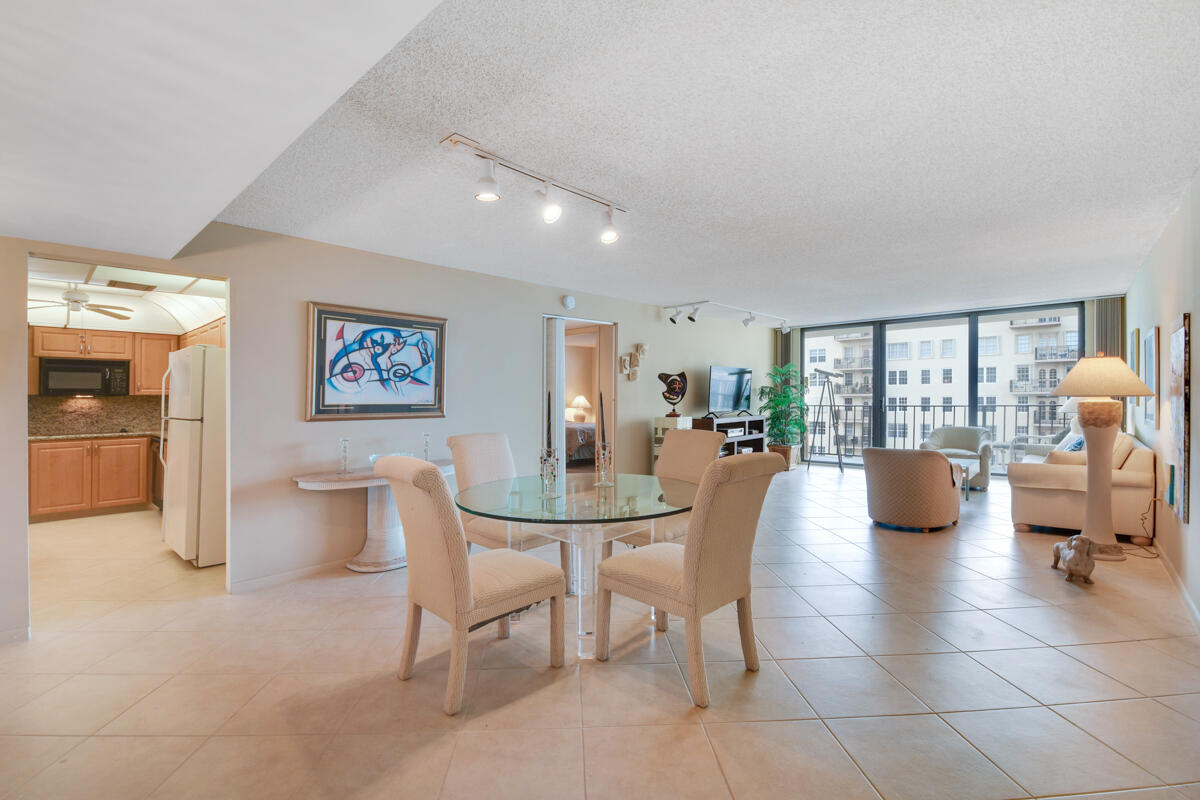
[474,158,500,202]
[600,206,619,244]
[539,182,562,224]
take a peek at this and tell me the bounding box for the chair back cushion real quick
[447,433,517,491]
[682,452,786,614]
[374,456,472,620]
[656,429,727,483]
[925,426,990,451]
[863,448,959,529]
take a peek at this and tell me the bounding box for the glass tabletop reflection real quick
[454,473,697,525]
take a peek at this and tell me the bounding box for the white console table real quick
[292,459,455,573]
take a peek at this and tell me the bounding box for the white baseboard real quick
[0,626,30,643]
[1159,548,1200,631]
[229,557,349,595]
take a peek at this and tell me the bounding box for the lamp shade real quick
[570,395,592,410]
[1051,356,1153,398]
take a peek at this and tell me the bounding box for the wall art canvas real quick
[306,301,446,420]
[1168,314,1190,522]
[1128,327,1140,408]
[1143,326,1159,428]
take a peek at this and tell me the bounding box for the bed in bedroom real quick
[565,421,596,465]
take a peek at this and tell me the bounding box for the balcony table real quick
[455,472,697,658]
[293,459,455,573]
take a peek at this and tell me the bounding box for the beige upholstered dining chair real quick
[604,428,726,554]
[447,433,572,587]
[595,452,785,707]
[374,456,565,715]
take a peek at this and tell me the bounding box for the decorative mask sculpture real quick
[658,371,687,417]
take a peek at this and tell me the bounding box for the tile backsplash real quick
[29,395,162,437]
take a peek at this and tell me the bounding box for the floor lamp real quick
[1051,356,1153,561]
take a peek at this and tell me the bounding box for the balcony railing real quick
[833,356,872,370]
[804,403,1077,474]
[841,382,873,396]
[1008,378,1060,394]
[1009,317,1062,328]
[1034,346,1079,361]
[833,331,872,341]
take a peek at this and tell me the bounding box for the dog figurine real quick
[1052,535,1097,584]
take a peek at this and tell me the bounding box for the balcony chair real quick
[595,452,786,707]
[448,432,572,588]
[863,448,961,531]
[919,426,992,490]
[375,456,565,715]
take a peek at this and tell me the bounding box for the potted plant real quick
[758,363,806,469]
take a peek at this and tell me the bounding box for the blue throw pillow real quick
[1063,435,1085,452]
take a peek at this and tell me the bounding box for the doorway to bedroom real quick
[543,316,617,477]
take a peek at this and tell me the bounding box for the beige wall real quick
[1125,171,1200,618]
[565,343,597,422]
[0,224,772,610]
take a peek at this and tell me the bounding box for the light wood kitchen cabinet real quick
[29,436,149,517]
[28,327,38,395]
[29,440,93,515]
[31,327,134,360]
[179,317,225,349]
[92,439,149,508]
[132,333,177,395]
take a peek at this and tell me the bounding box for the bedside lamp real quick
[1052,356,1153,561]
[568,394,592,423]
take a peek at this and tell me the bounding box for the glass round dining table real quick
[455,473,698,658]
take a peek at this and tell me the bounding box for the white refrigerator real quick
[161,345,227,567]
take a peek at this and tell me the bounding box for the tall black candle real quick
[599,391,607,445]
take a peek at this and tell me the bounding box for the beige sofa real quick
[863,448,961,531]
[920,426,992,490]
[1006,433,1155,537]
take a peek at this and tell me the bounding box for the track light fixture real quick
[668,308,683,324]
[444,133,626,246]
[662,300,789,330]
[687,305,700,323]
[780,323,792,334]
[539,182,562,224]
[474,159,500,202]
[743,314,756,328]
[600,206,619,244]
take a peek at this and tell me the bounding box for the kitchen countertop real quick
[29,431,160,442]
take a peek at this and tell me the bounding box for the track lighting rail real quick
[661,300,791,331]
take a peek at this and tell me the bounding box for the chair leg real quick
[654,608,669,632]
[595,588,613,661]
[602,540,613,560]
[397,602,422,680]
[560,541,574,594]
[444,627,470,716]
[497,615,511,639]
[686,614,709,707]
[736,595,759,672]
[550,592,565,668]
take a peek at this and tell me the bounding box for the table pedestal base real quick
[347,484,407,573]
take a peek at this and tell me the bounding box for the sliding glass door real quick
[882,316,970,449]
[801,323,874,465]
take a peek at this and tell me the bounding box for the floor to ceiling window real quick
[799,302,1083,473]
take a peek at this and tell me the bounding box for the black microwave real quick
[39,359,130,396]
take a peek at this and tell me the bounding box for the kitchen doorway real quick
[26,255,230,631]
[543,316,617,477]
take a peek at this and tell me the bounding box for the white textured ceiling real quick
[219,0,1200,326]
[0,0,439,258]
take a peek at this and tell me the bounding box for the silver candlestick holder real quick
[594,441,613,488]
[540,448,561,498]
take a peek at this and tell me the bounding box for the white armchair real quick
[1006,433,1156,538]
[920,426,992,490]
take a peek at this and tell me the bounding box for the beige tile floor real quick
[3,471,1200,799]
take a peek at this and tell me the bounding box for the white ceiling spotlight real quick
[668,307,683,324]
[443,134,626,246]
[661,300,788,330]
[687,305,700,323]
[600,206,619,245]
[539,182,562,224]
[474,158,500,202]
[780,323,792,334]
[743,314,756,328]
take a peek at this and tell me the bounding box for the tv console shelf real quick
[692,415,767,457]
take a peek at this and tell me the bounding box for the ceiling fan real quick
[27,284,134,323]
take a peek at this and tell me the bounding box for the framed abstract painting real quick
[306,301,446,420]
[1168,314,1190,522]
[1143,326,1159,429]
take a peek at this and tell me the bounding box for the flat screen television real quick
[708,366,753,414]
